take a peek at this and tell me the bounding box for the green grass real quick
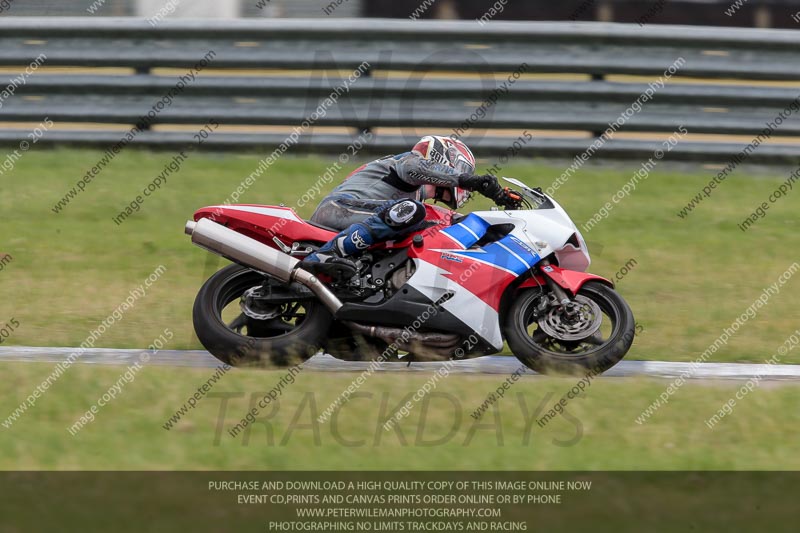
[2,148,799,472]
[1,148,798,363]
[2,362,800,470]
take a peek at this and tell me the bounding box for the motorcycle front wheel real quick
[504,281,635,376]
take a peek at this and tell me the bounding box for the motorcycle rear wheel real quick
[193,264,332,366]
[504,281,635,376]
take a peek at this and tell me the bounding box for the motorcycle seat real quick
[304,219,340,233]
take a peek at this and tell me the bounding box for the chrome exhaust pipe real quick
[185,218,343,313]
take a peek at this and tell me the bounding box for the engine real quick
[388,261,416,293]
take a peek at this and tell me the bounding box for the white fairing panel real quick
[497,178,592,272]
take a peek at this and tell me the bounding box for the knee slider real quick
[383,200,426,230]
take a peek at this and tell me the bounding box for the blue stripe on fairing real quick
[504,235,541,264]
[440,213,491,249]
[452,235,540,275]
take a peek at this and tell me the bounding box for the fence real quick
[1,18,800,163]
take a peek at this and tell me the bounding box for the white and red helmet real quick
[412,135,476,209]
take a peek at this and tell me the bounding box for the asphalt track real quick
[2,346,800,381]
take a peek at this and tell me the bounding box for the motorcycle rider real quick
[300,135,518,278]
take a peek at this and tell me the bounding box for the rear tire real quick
[504,281,635,375]
[193,264,332,367]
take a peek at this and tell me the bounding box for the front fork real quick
[539,260,580,319]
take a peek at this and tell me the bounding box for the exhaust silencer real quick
[185,218,343,313]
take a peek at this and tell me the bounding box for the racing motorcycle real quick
[185,178,635,375]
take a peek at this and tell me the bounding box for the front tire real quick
[193,264,332,367]
[504,281,635,375]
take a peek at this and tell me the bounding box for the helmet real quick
[412,135,475,209]
[412,135,476,174]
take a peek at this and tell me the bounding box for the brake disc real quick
[538,295,603,341]
[240,286,282,320]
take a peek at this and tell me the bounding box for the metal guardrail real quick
[1,18,800,163]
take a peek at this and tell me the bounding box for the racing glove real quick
[459,174,503,201]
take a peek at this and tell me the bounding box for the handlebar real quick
[496,187,529,210]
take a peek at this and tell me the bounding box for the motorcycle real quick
[185,178,635,375]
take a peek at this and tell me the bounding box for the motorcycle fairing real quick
[334,283,478,339]
[194,205,337,246]
[400,211,541,351]
[437,213,491,249]
[446,234,541,277]
[403,257,508,350]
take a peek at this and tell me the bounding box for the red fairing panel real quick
[519,265,613,295]
[193,205,336,248]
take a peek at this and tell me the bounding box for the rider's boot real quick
[299,223,373,279]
